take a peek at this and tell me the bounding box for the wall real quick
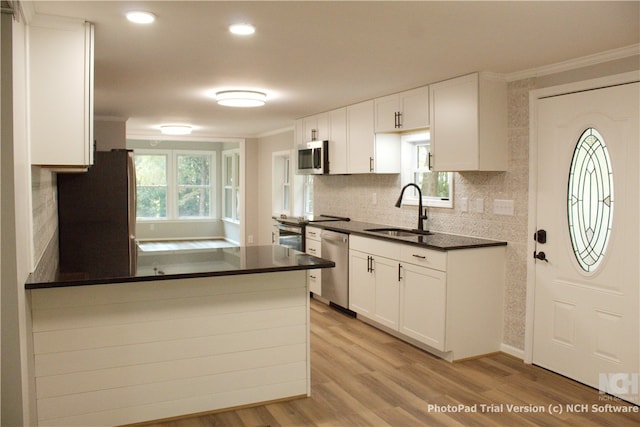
[255,130,294,246]
[315,58,639,352]
[3,10,38,425]
[244,138,259,245]
[94,118,126,151]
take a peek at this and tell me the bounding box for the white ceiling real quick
[31,1,639,139]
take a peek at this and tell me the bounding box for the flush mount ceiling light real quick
[216,90,267,107]
[160,125,192,135]
[229,23,255,35]
[126,11,156,24]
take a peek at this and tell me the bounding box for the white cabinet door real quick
[302,112,330,142]
[347,100,375,173]
[29,15,94,168]
[429,73,506,171]
[400,86,429,131]
[372,255,400,330]
[430,74,478,171]
[328,107,348,174]
[374,94,400,133]
[400,262,447,350]
[294,119,305,147]
[349,250,375,316]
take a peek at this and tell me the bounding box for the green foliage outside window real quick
[135,154,167,218]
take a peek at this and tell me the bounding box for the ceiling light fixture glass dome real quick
[160,125,192,135]
[216,90,267,107]
[126,11,156,24]
[229,23,256,35]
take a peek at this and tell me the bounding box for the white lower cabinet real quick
[349,235,504,361]
[372,255,400,330]
[306,227,323,295]
[399,262,446,350]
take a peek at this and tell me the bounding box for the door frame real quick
[524,70,640,364]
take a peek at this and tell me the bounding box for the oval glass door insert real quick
[567,128,614,272]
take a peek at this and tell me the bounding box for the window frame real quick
[222,148,241,223]
[400,131,453,209]
[135,148,216,221]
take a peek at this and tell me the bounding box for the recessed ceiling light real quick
[216,90,267,107]
[160,125,192,135]
[126,11,156,24]
[229,23,255,35]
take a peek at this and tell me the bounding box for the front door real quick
[533,82,639,403]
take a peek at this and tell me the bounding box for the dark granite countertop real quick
[26,245,334,290]
[305,220,507,251]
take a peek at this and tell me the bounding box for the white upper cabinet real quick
[328,107,348,175]
[429,73,507,171]
[347,100,400,174]
[375,86,429,133]
[302,112,330,143]
[29,14,94,169]
[346,100,375,174]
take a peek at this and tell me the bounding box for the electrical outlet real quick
[247,235,254,244]
[493,199,515,216]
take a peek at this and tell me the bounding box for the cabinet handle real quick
[271,232,275,244]
[412,254,426,259]
[428,152,433,170]
[367,256,371,272]
[311,129,317,141]
[308,231,317,237]
[369,157,374,172]
[308,248,316,254]
[395,111,402,128]
[310,275,316,280]
[398,263,403,281]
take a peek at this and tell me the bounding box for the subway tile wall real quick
[315,78,535,351]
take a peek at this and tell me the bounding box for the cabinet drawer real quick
[305,238,321,257]
[308,270,322,294]
[350,235,401,259]
[306,227,322,241]
[400,245,447,272]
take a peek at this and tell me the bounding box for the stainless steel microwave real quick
[297,140,329,175]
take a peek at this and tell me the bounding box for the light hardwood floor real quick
[137,298,639,427]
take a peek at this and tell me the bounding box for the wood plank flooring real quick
[136,298,639,427]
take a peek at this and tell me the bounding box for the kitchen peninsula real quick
[25,245,334,426]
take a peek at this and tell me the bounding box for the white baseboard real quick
[501,343,525,361]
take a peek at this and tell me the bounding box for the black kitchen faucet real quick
[395,183,429,232]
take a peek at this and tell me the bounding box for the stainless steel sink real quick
[364,228,432,237]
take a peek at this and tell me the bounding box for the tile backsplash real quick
[315,78,535,351]
[31,167,59,275]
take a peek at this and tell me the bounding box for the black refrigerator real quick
[57,149,137,278]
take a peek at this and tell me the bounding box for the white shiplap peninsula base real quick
[30,271,310,426]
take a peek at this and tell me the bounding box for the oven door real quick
[275,224,304,252]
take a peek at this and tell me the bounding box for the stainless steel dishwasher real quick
[320,229,350,312]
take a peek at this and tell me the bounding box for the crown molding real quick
[506,44,640,82]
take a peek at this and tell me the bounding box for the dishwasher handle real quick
[321,231,348,244]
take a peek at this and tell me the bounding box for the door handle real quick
[534,251,549,263]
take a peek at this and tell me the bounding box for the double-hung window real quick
[222,149,240,222]
[135,149,214,220]
[401,131,453,208]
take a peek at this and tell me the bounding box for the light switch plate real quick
[459,197,468,212]
[494,199,515,216]
[472,198,484,213]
